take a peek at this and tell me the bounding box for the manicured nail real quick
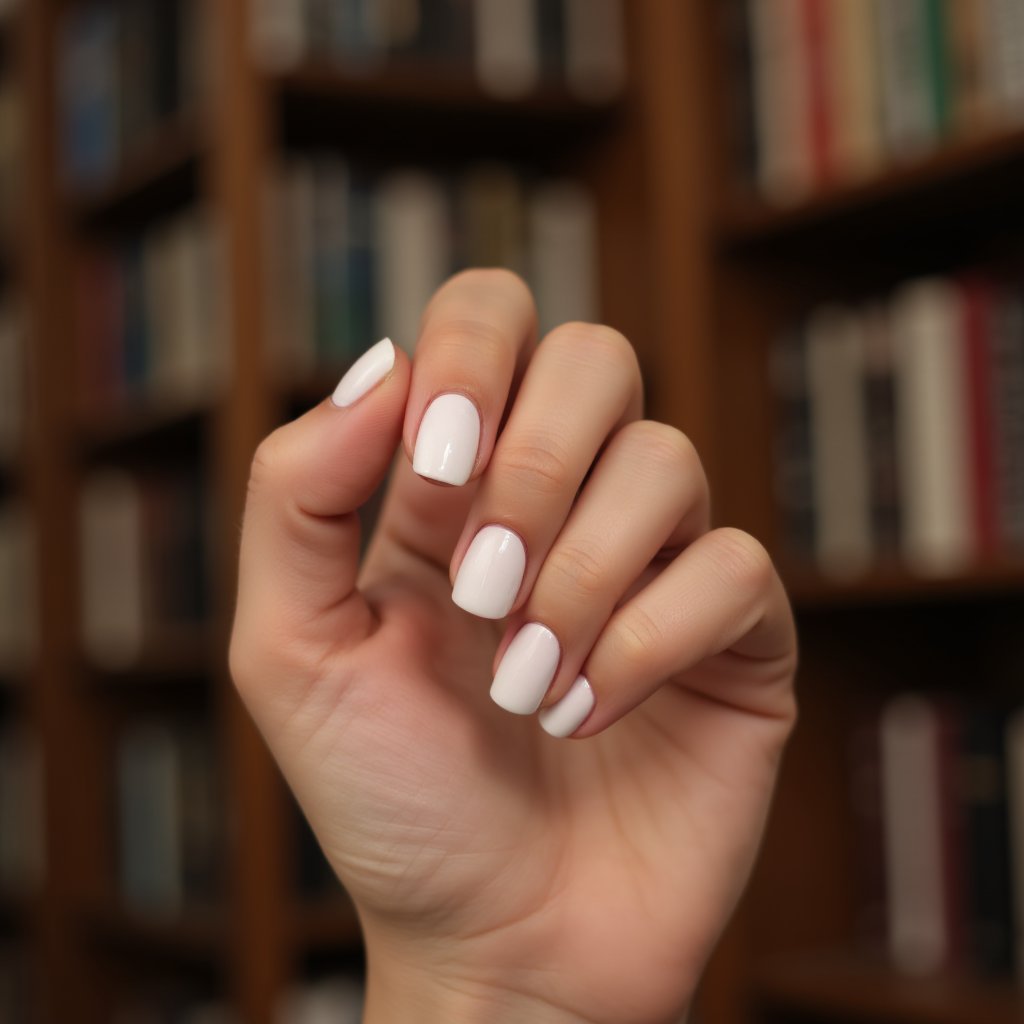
[491,624,560,715]
[331,337,395,407]
[452,525,526,619]
[413,393,480,485]
[539,675,594,738]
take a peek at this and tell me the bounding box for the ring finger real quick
[489,420,710,717]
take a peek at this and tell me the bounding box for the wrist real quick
[360,923,593,1024]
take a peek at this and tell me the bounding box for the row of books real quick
[0,78,20,244]
[80,466,210,670]
[276,975,363,1024]
[74,206,228,417]
[772,275,1024,579]
[0,723,42,899]
[0,500,34,674]
[250,0,625,103]
[268,158,598,376]
[59,0,203,188]
[0,296,22,466]
[730,0,1024,205]
[116,718,220,914]
[850,694,1024,979]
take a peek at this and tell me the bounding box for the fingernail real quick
[413,393,480,485]
[539,675,594,738]
[331,337,395,407]
[452,525,526,619]
[491,624,560,715]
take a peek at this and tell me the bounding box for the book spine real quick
[805,305,873,577]
[1005,708,1024,980]
[989,291,1024,553]
[748,0,813,203]
[880,693,950,974]
[373,171,452,354]
[527,179,598,336]
[472,0,540,99]
[770,327,817,565]
[959,275,1001,557]
[890,278,974,575]
[874,0,933,158]
[800,0,833,188]
[563,0,626,102]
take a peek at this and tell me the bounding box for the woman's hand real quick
[230,270,798,1024]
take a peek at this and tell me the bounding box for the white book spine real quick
[891,279,973,575]
[880,694,948,974]
[805,306,873,578]
[373,171,450,355]
[249,0,307,71]
[80,469,145,667]
[564,0,626,102]
[527,179,598,336]
[748,0,813,204]
[473,0,540,99]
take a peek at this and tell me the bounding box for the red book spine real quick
[801,0,832,187]
[960,275,1000,557]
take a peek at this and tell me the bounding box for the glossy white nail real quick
[539,675,594,738]
[491,624,560,715]
[330,337,395,407]
[413,393,480,485]
[452,526,526,619]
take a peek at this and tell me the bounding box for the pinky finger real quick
[540,527,797,739]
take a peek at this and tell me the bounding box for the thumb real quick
[231,338,410,681]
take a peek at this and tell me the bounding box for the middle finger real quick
[449,322,643,620]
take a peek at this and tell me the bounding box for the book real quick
[472,0,540,99]
[563,0,626,103]
[805,305,872,578]
[373,170,451,354]
[527,179,598,335]
[1006,707,1024,979]
[0,297,22,466]
[747,0,812,203]
[879,693,964,974]
[890,277,973,575]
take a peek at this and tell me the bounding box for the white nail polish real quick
[452,526,526,619]
[539,675,594,738]
[413,393,480,485]
[331,337,395,407]
[491,624,560,715]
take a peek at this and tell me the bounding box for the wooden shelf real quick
[66,118,203,233]
[81,629,217,690]
[74,400,207,464]
[276,62,621,158]
[783,558,1024,609]
[718,126,1024,258]
[82,904,224,965]
[750,952,1024,1024]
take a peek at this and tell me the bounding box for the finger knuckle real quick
[498,435,572,497]
[621,421,700,474]
[431,317,508,364]
[711,527,775,593]
[544,540,607,600]
[611,606,664,665]
[547,321,639,378]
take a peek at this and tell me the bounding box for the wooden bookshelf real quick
[10,0,1024,1022]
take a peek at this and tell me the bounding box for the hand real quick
[230,270,798,1024]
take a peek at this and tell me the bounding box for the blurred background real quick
[1,0,1024,1021]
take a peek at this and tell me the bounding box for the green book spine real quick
[924,0,953,137]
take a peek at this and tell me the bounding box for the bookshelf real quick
[9,0,1024,1022]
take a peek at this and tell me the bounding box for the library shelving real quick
[12,0,1024,1022]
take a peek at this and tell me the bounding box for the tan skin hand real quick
[230,270,797,1024]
